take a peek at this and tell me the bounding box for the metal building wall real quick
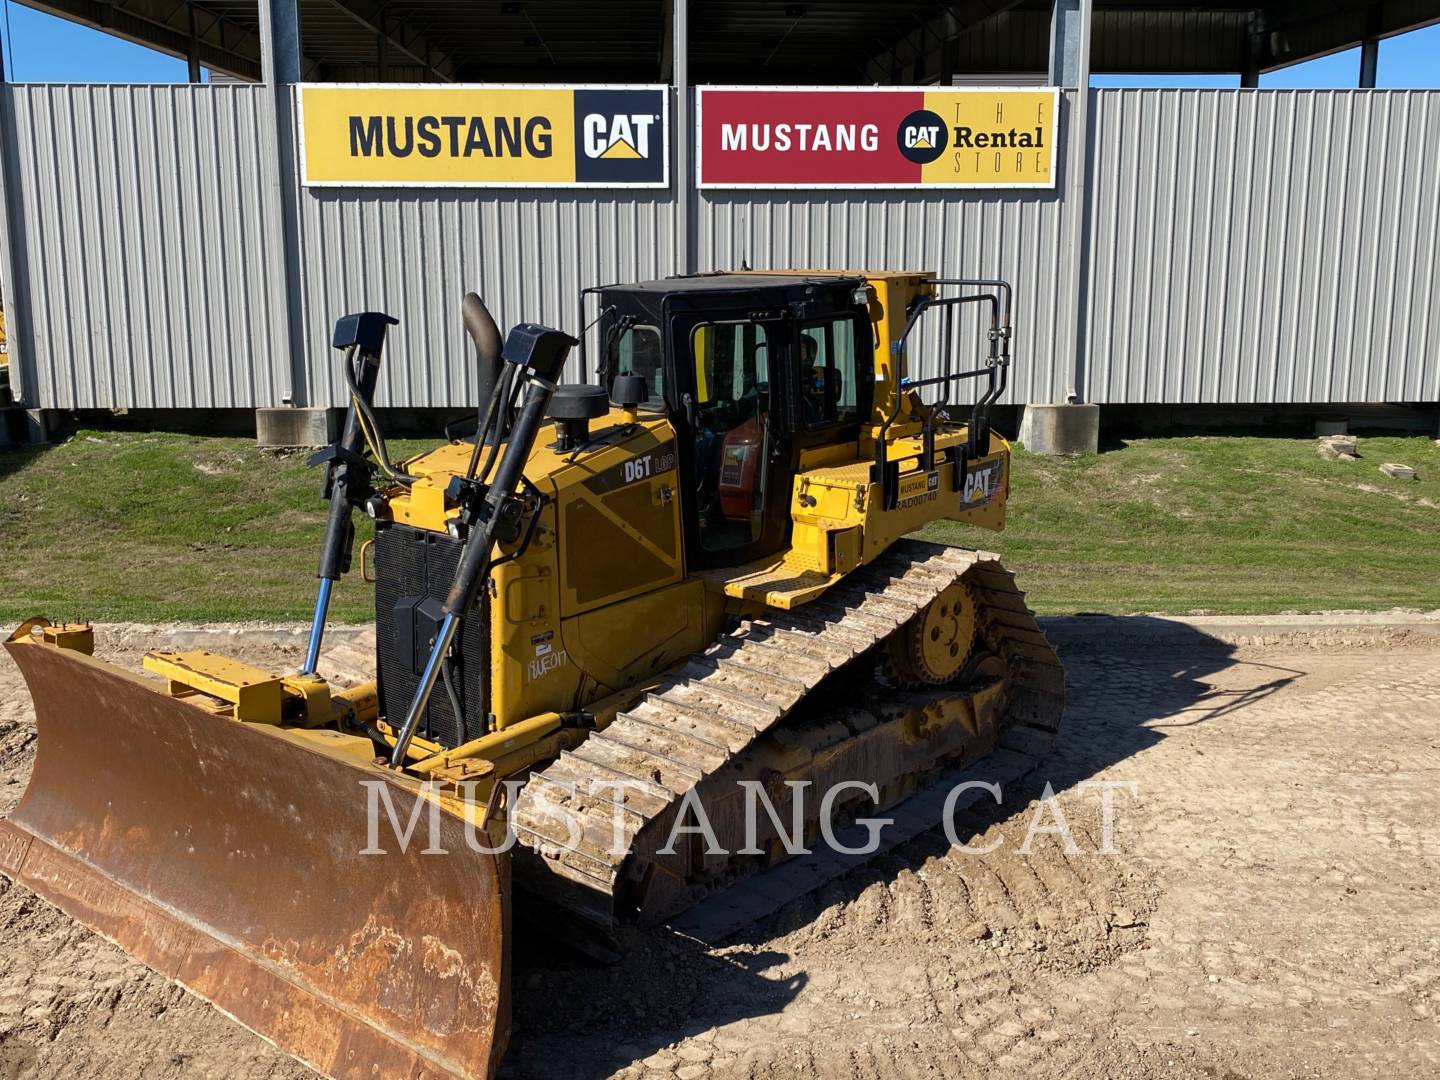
[4,85,1438,412]
[1083,89,1440,404]
[295,186,677,408]
[0,85,291,409]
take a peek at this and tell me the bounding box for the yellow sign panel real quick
[918,89,1057,187]
[298,84,670,188]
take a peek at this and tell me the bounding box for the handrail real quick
[871,278,1015,509]
[576,282,623,383]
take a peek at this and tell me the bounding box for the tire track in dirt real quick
[706,791,1160,1078]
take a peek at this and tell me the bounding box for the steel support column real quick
[1055,0,1093,405]
[1048,0,1080,87]
[1359,4,1381,88]
[186,4,202,82]
[258,0,308,406]
[259,0,303,84]
[674,0,691,276]
[1360,41,1379,87]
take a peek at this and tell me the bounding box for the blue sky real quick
[3,3,1439,87]
[1092,26,1440,89]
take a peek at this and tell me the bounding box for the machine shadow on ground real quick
[0,442,42,482]
[501,616,1300,1078]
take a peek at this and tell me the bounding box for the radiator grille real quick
[373,522,489,749]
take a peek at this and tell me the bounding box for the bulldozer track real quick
[510,539,1065,943]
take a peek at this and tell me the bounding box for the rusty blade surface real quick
[0,640,509,1080]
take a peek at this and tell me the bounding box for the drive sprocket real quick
[886,581,978,686]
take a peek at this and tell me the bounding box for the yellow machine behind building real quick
[1,270,1064,1080]
[0,305,10,406]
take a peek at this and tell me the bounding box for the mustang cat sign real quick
[299,84,669,188]
[696,86,1058,189]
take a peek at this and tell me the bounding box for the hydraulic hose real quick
[343,350,414,486]
[465,362,517,482]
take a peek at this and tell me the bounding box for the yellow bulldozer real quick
[1,270,1063,1079]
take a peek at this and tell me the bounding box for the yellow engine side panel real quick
[387,414,706,734]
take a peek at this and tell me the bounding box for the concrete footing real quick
[1018,403,1099,454]
[255,406,339,448]
[0,408,62,447]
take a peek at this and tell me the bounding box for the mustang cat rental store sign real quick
[697,87,1058,189]
[298,84,669,187]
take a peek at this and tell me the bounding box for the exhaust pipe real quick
[463,291,504,435]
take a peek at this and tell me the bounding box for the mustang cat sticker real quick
[963,459,1004,505]
[896,470,941,510]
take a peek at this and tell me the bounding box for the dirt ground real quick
[1,625,1437,1080]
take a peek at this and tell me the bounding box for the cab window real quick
[606,324,663,406]
[688,321,771,553]
[798,318,859,429]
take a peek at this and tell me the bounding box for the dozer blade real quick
[0,638,509,1080]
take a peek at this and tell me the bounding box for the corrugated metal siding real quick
[6,85,1438,411]
[1090,11,1250,74]
[950,11,1054,76]
[1,85,290,409]
[295,187,677,407]
[1083,89,1440,404]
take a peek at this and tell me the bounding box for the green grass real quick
[1,430,1437,623]
[923,434,1440,614]
[0,431,430,624]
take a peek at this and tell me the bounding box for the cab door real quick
[671,312,794,570]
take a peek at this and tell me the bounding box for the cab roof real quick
[599,272,871,326]
[612,269,933,292]
[613,272,859,293]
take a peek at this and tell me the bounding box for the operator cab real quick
[591,274,875,570]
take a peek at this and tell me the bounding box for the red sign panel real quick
[696,86,1058,190]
